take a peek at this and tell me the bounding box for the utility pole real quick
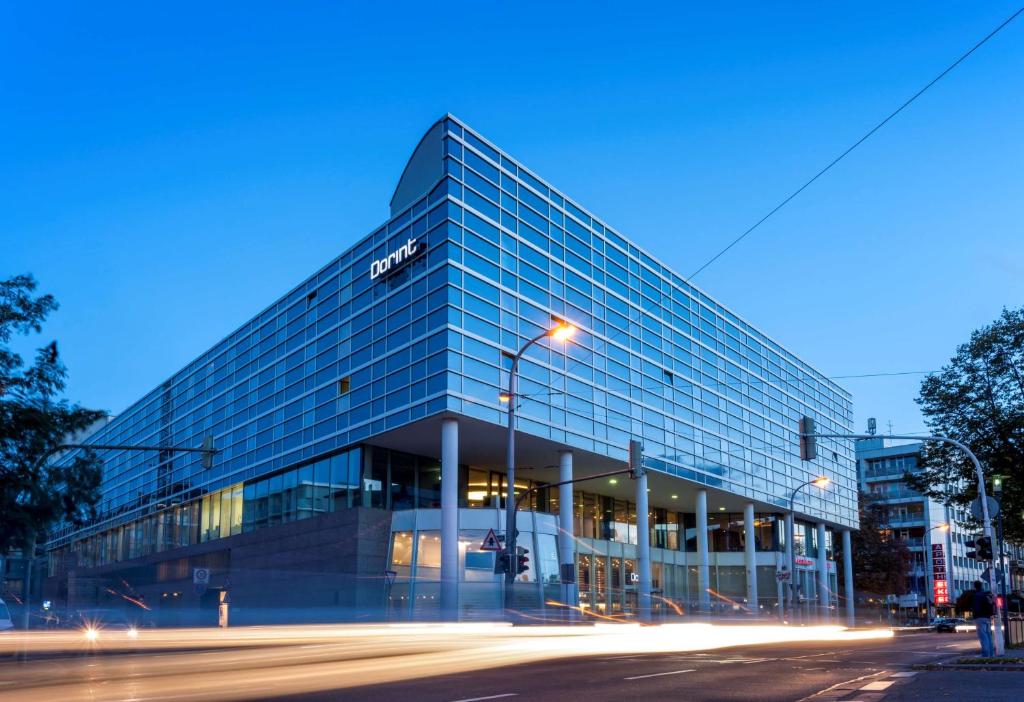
[993,476,1010,648]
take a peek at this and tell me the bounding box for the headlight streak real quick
[0,622,894,702]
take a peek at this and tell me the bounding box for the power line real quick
[830,370,938,379]
[688,6,1024,280]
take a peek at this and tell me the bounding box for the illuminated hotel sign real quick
[932,543,949,605]
[370,237,422,280]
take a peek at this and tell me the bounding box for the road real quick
[276,632,1014,702]
[0,623,1016,701]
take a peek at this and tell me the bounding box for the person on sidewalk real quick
[970,580,995,657]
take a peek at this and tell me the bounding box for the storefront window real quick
[415,531,441,580]
[390,531,414,578]
[536,533,560,586]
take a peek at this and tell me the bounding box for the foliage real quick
[905,308,1024,543]
[842,492,913,598]
[0,275,106,553]
[953,588,975,615]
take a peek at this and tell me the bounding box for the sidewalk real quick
[917,644,1024,672]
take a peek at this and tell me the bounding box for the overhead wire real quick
[687,6,1024,279]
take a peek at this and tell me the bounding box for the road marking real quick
[796,671,891,702]
[449,695,518,702]
[625,669,696,680]
[889,672,917,678]
[860,681,894,691]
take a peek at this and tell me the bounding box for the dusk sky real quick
[4,2,1022,437]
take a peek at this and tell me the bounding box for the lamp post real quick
[787,476,829,624]
[501,320,575,612]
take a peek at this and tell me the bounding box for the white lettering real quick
[370,237,420,280]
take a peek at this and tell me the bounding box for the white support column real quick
[744,503,758,617]
[440,418,459,620]
[558,450,577,607]
[784,512,794,622]
[636,472,651,623]
[817,522,829,623]
[696,489,711,615]
[842,529,855,627]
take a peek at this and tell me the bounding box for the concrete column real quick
[696,489,711,614]
[557,450,577,607]
[784,512,794,622]
[440,418,459,620]
[744,503,759,617]
[817,523,829,622]
[636,472,651,623]
[842,529,855,627]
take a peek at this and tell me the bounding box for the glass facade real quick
[437,118,855,526]
[50,115,856,569]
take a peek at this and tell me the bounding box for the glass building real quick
[44,116,858,625]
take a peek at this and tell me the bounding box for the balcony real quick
[886,515,926,526]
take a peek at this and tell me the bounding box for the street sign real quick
[898,594,919,608]
[193,567,210,585]
[776,569,790,582]
[479,529,503,551]
[971,495,1000,520]
[384,570,397,586]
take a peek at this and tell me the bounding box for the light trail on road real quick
[0,622,892,702]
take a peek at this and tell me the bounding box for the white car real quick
[0,598,13,632]
[955,619,994,634]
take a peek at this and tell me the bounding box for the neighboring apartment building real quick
[42,116,858,625]
[856,436,1023,619]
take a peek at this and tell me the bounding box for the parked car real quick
[0,598,13,632]
[934,617,967,632]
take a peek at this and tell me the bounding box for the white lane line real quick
[449,695,518,702]
[890,672,918,678]
[625,669,696,680]
[796,671,891,702]
[860,681,895,691]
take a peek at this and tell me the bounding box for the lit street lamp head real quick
[812,476,830,488]
[549,322,576,341]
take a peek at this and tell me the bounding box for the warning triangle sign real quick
[479,528,503,551]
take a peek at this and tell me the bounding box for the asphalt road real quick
[275,633,1011,702]
[0,623,1017,702]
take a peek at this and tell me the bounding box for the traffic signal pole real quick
[803,428,1004,655]
[21,439,217,630]
[508,466,633,614]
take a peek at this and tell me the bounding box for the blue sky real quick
[4,2,1022,436]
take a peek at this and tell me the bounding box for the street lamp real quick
[502,320,575,611]
[787,476,829,624]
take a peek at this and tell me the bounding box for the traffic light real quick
[628,439,644,479]
[515,546,530,575]
[799,416,817,461]
[495,553,511,575]
[966,535,993,561]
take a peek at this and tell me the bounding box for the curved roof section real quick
[389,117,447,217]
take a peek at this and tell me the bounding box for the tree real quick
[905,308,1024,544]
[841,493,913,599]
[0,275,106,624]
